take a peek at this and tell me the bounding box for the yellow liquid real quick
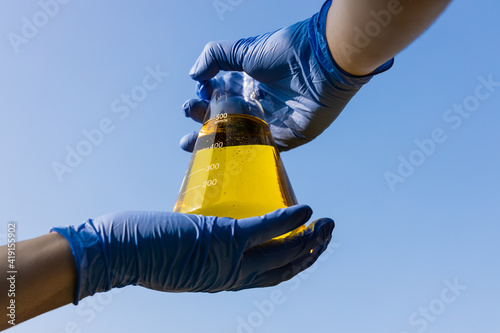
[174,114,303,238]
[174,144,295,218]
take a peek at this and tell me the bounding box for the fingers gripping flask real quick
[174,73,302,237]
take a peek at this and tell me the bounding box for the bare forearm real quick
[0,233,77,330]
[326,0,452,75]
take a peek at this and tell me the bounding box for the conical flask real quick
[174,72,301,235]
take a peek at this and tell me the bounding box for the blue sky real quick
[1,0,499,332]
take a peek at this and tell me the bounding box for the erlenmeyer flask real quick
[174,72,302,236]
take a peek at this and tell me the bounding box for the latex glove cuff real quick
[51,222,109,305]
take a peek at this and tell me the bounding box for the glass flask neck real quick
[202,72,266,124]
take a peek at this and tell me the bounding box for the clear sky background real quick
[1,0,499,332]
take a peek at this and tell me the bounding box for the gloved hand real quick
[51,205,334,304]
[180,0,393,152]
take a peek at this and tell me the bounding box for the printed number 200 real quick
[202,179,217,187]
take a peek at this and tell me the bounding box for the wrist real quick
[51,220,110,304]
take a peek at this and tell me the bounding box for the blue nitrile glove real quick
[50,205,334,304]
[180,0,393,152]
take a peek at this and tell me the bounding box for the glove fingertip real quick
[268,204,312,225]
[189,68,217,82]
[312,217,335,235]
[183,99,209,123]
[240,205,313,248]
[179,131,198,152]
[189,41,223,81]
